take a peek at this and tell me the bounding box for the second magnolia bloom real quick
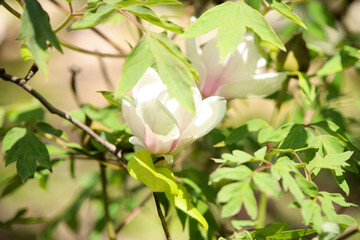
[186,34,287,99]
[122,67,226,156]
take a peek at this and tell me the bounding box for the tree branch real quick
[0,68,127,167]
[153,192,171,240]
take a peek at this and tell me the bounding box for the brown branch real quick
[115,192,152,233]
[2,1,21,19]
[24,63,39,81]
[336,225,359,240]
[153,192,172,240]
[0,68,127,167]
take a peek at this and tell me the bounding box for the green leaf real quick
[253,172,280,197]
[166,184,208,231]
[183,1,285,60]
[219,150,253,165]
[1,175,23,198]
[266,0,306,29]
[127,149,178,194]
[317,48,359,76]
[254,146,267,160]
[272,157,305,202]
[307,152,352,172]
[20,42,33,61]
[115,33,197,113]
[267,123,294,142]
[1,127,27,154]
[34,122,64,138]
[319,192,357,208]
[218,180,257,219]
[115,35,154,98]
[5,130,51,182]
[70,3,118,30]
[18,0,62,77]
[298,72,316,104]
[149,33,196,113]
[301,199,323,231]
[267,229,317,239]
[295,175,318,198]
[209,165,252,183]
[123,5,183,33]
[231,220,257,230]
[279,124,307,150]
[307,1,335,27]
[115,0,181,7]
[100,91,122,108]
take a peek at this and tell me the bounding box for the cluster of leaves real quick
[1,0,360,239]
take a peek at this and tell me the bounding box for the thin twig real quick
[153,192,171,240]
[2,1,21,19]
[115,192,153,233]
[98,57,115,91]
[0,68,128,167]
[59,39,127,58]
[336,225,359,240]
[100,163,117,240]
[92,27,126,54]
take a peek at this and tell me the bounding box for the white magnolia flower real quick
[122,67,226,156]
[186,34,287,99]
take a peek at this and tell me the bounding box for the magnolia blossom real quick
[186,35,287,99]
[122,68,226,156]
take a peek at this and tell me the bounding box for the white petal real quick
[132,67,167,103]
[218,72,287,99]
[122,100,146,143]
[185,37,207,82]
[139,99,181,155]
[181,96,226,140]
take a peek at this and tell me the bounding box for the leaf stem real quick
[2,1,21,19]
[100,163,117,240]
[293,151,312,182]
[119,9,147,33]
[153,192,172,240]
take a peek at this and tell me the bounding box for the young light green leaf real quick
[2,127,27,154]
[218,180,257,219]
[5,130,51,182]
[209,165,252,183]
[231,220,257,230]
[308,152,352,172]
[301,199,323,231]
[254,146,267,160]
[18,0,62,77]
[272,157,305,202]
[220,150,253,165]
[317,49,359,76]
[123,5,183,33]
[115,0,181,7]
[253,172,280,197]
[70,3,118,30]
[183,1,285,60]
[265,0,307,29]
[166,183,208,231]
[319,192,357,207]
[127,149,178,194]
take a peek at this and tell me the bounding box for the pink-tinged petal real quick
[139,99,181,155]
[122,100,146,143]
[185,37,207,83]
[218,72,287,99]
[182,96,227,140]
[132,67,167,103]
